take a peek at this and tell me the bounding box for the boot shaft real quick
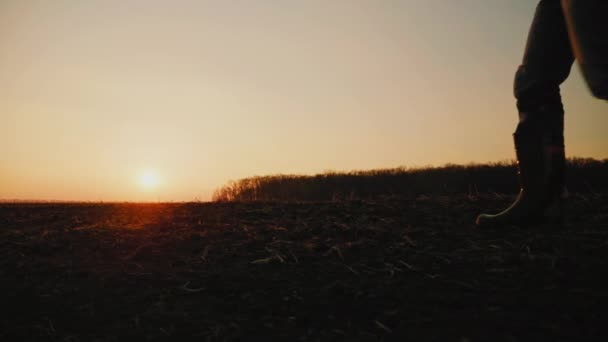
[513,108,566,205]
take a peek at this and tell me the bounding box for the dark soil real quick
[1,194,607,341]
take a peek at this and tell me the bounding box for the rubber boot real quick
[476,110,565,228]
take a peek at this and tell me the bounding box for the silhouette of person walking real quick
[476,0,607,227]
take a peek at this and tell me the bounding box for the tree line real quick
[212,158,608,202]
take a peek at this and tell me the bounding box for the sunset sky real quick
[1,0,606,202]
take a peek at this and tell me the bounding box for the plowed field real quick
[1,194,607,341]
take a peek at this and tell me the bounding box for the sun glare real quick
[138,170,160,190]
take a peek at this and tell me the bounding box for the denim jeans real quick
[514,0,608,117]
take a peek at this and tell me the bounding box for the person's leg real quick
[515,0,574,115]
[561,0,608,100]
[477,0,574,227]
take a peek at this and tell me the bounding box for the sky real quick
[1,0,606,202]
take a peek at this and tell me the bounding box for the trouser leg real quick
[561,0,608,100]
[514,0,574,117]
[514,0,574,145]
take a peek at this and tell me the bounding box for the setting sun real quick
[138,170,160,190]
